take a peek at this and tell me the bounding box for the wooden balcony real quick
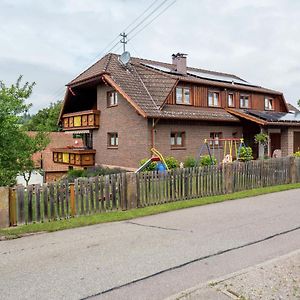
[53,148,96,167]
[62,110,100,131]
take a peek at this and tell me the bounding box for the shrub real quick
[67,169,84,182]
[293,151,300,158]
[139,158,157,171]
[184,156,196,168]
[199,155,217,166]
[165,156,179,169]
[66,165,125,181]
[83,166,125,177]
[238,146,253,161]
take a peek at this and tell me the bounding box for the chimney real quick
[172,53,187,74]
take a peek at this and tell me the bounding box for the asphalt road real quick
[1,189,300,300]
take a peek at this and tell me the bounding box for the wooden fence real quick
[7,157,300,226]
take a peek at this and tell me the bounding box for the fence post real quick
[0,187,10,228]
[70,183,76,217]
[290,156,297,184]
[9,188,17,226]
[126,172,138,209]
[224,163,233,194]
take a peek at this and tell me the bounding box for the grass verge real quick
[1,183,300,240]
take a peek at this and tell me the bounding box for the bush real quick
[83,166,125,177]
[67,169,84,181]
[184,156,196,168]
[165,156,179,169]
[199,155,217,166]
[293,151,300,158]
[238,146,253,161]
[139,158,157,171]
[66,165,125,181]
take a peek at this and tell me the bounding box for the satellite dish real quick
[119,51,131,65]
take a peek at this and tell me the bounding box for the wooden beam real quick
[226,108,267,125]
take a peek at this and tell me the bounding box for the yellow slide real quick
[151,148,169,170]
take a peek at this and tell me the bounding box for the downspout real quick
[151,118,160,149]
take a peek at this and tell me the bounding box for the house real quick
[28,132,83,182]
[53,52,300,169]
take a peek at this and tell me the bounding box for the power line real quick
[45,0,177,103]
[123,0,162,33]
[128,0,177,42]
[127,0,169,35]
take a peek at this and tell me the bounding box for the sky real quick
[1,0,300,113]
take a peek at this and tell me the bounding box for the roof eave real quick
[226,108,267,126]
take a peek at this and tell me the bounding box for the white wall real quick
[16,171,44,186]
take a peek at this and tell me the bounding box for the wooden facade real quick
[62,110,100,131]
[53,148,96,167]
[166,83,285,112]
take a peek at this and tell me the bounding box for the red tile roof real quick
[66,53,284,122]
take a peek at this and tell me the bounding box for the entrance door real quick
[270,133,281,156]
[294,132,300,152]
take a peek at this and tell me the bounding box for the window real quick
[170,132,185,148]
[228,93,234,107]
[264,97,274,110]
[107,91,118,107]
[208,91,220,107]
[209,132,222,147]
[240,95,250,108]
[176,87,190,104]
[107,132,118,148]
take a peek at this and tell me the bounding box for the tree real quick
[0,76,49,186]
[18,132,49,186]
[23,100,62,131]
[298,99,300,108]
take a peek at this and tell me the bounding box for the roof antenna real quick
[120,32,128,52]
[119,32,131,66]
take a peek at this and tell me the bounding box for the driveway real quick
[1,189,300,299]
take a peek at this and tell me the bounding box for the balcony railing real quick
[52,148,96,167]
[62,110,100,131]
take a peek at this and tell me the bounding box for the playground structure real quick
[198,138,248,164]
[135,148,169,173]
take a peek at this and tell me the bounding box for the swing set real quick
[198,138,247,164]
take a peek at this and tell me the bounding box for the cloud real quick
[0,0,300,112]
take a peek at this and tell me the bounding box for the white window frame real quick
[208,91,220,107]
[240,94,250,109]
[107,91,118,107]
[264,97,274,111]
[170,131,185,148]
[228,93,234,107]
[108,132,118,148]
[175,87,190,105]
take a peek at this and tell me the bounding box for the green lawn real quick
[1,183,300,240]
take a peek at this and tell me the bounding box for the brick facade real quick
[93,84,149,169]
[152,119,243,163]
[93,85,244,168]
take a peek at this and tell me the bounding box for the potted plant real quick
[254,132,269,159]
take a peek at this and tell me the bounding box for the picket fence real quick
[8,157,300,226]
